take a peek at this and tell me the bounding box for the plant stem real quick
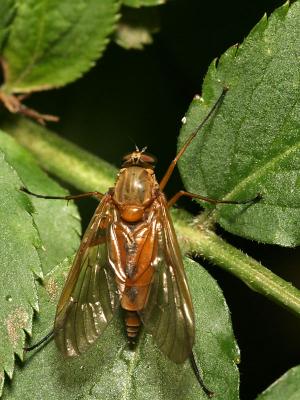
[5,117,300,316]
[175,215,300,315]
[3,117,117,194]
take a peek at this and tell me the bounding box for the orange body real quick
[111,166,160,340]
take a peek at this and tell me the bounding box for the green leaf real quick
[0,0,15,51]
[115,7,160,50]
[1,0,119,93]
[2,258,239,399]
[123,0,165,8]
[178,1,300,246]
[0,130,82,395]
[256,366,300,400]
[0,149,42,396]
[0,131,81,275]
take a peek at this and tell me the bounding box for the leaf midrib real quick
[121,342,141,400]
[223,138,300,201]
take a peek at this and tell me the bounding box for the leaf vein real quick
[224,137,300,200]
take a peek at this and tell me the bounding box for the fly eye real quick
[140,153,157,164]
[123,153,132,162]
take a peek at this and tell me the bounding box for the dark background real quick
[27,0,300,399]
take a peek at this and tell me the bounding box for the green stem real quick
[175,215,300,315]
[3,117,117,193]
[5,117,300,316]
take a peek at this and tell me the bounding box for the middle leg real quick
[168,190,261,208]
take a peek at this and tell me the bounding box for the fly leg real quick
[20,187,103,201]
[190,351,214,397]
[159,86,228,191]
[167,190,261,208]
[24,329,54,352]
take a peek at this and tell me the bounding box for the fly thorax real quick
[113,166,156,222]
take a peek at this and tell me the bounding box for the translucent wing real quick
[140,194,195,364]
[54,194,119,357]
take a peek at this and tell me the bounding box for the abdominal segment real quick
[107,204,161,340]
[124,310,141,343]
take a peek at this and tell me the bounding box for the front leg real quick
[20,187,103,201]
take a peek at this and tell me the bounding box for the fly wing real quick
[140,195,195,363]
[54,194,119,357]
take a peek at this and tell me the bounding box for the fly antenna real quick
[127,135,140,152]
[159,85,229,190]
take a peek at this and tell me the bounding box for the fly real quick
[22,87,260,397]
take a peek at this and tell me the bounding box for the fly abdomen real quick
[125,310,141,343]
